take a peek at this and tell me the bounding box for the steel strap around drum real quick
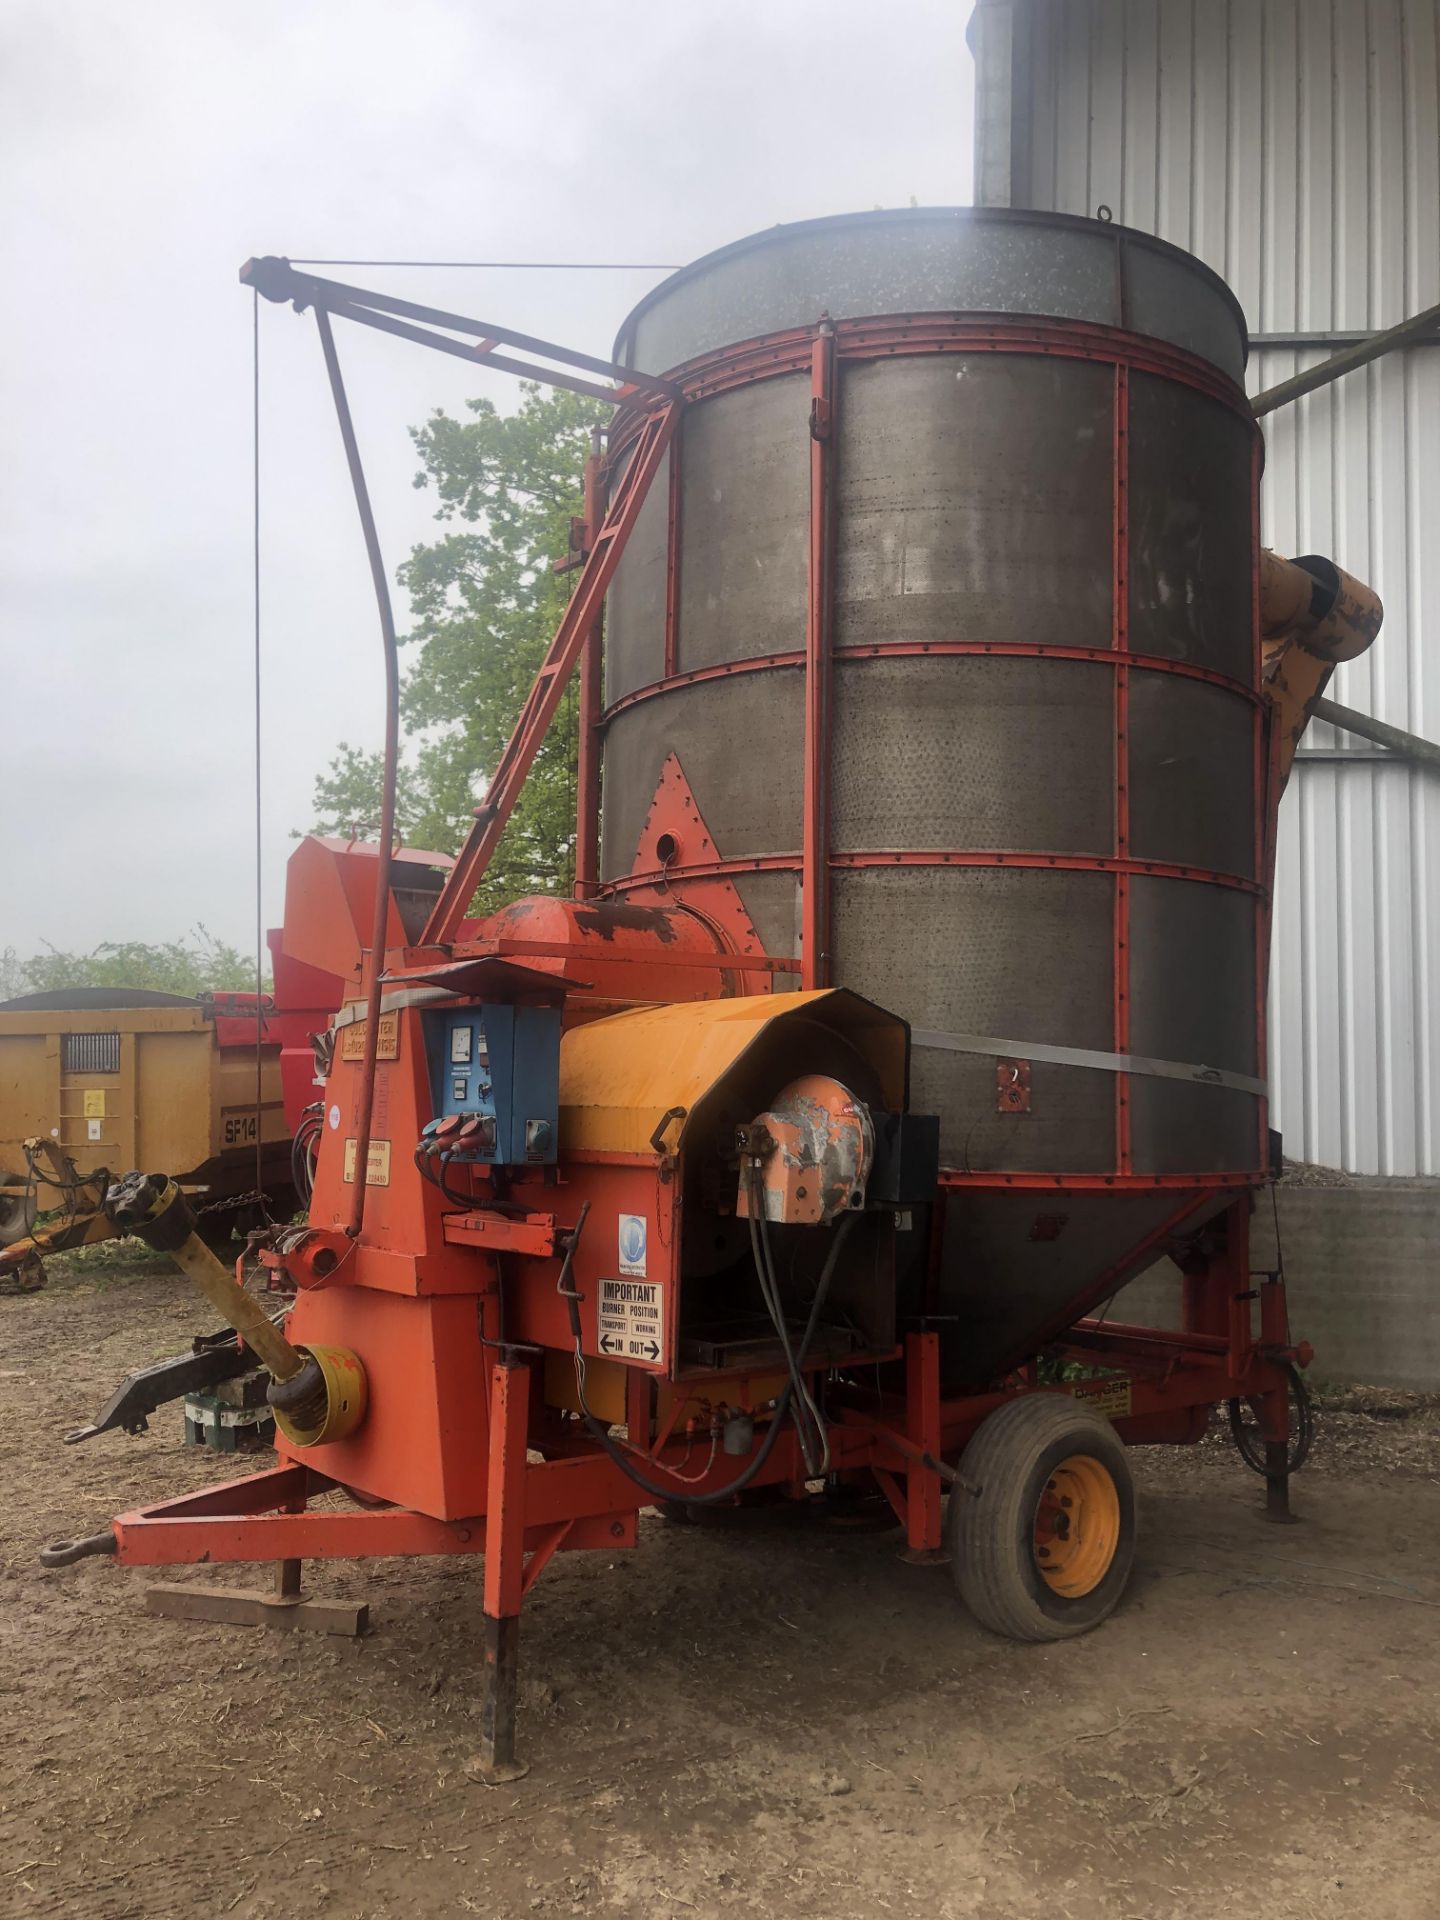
[910,1029,1267,1100]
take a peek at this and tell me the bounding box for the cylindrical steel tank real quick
[600,209,1264,1385]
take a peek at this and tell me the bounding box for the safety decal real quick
[1071,1377,1132,1422]
[340,1012,400,1063]
[342,1138,392,1187]
[618,1212,648,1277]
[598,1276,665,1367]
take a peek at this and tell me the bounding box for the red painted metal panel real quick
[573,443,604,900]
[663,418,683,678]
[802,324,837,989]
[484,1359,531,1617]
[904,1331,943,1552]
[1113,362,1133,1175]
[607,849,1265,898]
[600,641,1260,727]
[1250,431,1272,1166]
[666,314,1257,423]
[938,1169,1264,1191]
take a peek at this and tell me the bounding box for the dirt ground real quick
[3,1254,1439,1920]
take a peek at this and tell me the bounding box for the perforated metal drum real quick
[601,209,1263,1383]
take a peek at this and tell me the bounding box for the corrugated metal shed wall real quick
[971,0,1440,1174]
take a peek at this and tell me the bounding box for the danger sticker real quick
[1072,1377,1132,1422]
[598,1277,665,1368]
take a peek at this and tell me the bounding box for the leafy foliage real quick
[309,383,607,916]
[308,744,427,844]
[0,929,259,999]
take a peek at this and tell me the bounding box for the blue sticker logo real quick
[618,1213,647,1276]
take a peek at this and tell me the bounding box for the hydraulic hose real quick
[746,1170,827,1475]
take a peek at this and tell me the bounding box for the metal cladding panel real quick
[677,377,810,673]
[604,445,669,706]
[1127,674,1256,879]
[975,0,1440,1174]
[613,207,1246,382]
[937,1188,1221,1388]
[834,354,1114,649]
[831,867,1116,1171]
[1126,372,1254,681]
[600,675,802,883]
[1128,875,1260,1174]
[831,655,1114,854]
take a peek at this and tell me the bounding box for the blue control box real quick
[425,1003,561,1165]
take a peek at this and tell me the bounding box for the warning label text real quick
[597,1276,665,1368]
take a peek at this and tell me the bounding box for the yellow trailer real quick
[0,987,290,1267]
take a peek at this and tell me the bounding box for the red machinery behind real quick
[269,835,453,1185]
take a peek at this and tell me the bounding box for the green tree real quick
[308,744,426,844]
[3,929,259,998]
[309,383,607,916]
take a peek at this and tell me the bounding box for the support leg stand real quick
[471,1353,532,1783]
[899,1332,947,1565]
[1264,1437,1297,1525]
[476,1613,528,1783]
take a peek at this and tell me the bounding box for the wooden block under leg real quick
[144,1582,369,1636]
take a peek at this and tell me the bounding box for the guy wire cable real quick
[252,287,271,1224]
[287,258,680,269]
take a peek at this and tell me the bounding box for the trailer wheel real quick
[0,1183,37,1248]
[948,1395,1135,1641]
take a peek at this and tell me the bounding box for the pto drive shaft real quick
[104,1173,364,1443]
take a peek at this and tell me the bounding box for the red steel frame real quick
[110,1202,1296,1571]
[802,321,837,988]
[1113,362,1133,1174]
[424,398,679,946]
[572,438,604,900]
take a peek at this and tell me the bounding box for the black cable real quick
[291,1109,323,1204]
[1228,1361,1315,1475]
[746,1170,825,1475]
[412,1146,531,1215]
[568,1213,856,1507]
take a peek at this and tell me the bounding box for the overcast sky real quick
[1,0,973,964]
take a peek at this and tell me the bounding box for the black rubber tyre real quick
[948,1394,1136,1642]
[0,1183,37,1248]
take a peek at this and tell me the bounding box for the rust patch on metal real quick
[996,1058,1031,1113]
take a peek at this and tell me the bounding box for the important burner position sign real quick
[597,1275,665,1367]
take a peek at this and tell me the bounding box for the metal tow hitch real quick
[40,1529,117,1569]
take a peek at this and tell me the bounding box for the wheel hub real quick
[1033,1453,1120,1598]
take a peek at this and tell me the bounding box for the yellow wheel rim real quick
[1033,1453,1120,1598]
